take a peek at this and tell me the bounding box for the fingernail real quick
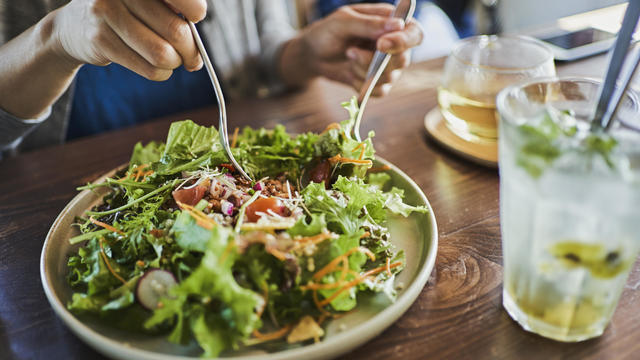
[346,48,358,60]
[379,39,393,52]
[384,19,404,31]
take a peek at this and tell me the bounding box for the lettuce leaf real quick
[156,120,227,175]
[145,226,262,357]
[232,124,318,179]
[129,141,165,171]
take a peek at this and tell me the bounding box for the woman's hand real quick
[53,0,207,80]
[280,3,424,96]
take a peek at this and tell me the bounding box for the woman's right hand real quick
[53,0,207,81]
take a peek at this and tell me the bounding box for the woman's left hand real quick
[279,3,424,95]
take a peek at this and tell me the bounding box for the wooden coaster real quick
[424,108,498,168]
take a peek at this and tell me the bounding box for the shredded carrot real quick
[312,247,359,280]
[117,164,151,182]
[312,290,333,317]
[302,261,360,291]
[239,233,290,261]
[266,246,288,261]
[301,282,343,291]
[360,231,370,239]
[360,248,376,261]
[349,142,367,160]
[292,232,335,251]
[328,154,372,166]
[99,238,126,284]
[317,262,402,307]
[251,324,292,341]
[176,201,217,230]
[140,170,154,181]
[312,247,375,281]
[320,122,341,134]
[386,257,392,276]
[367,165,391,173]
[294,232,333,244]
[90,217,125,235]
[231,127,239,148]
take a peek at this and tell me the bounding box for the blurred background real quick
[288,0,629,61]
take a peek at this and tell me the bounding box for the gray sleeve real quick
[0,106,51,156]
[254,0,297,92]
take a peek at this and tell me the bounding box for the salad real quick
[66,98,428,357]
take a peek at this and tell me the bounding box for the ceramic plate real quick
[40,157,438,360]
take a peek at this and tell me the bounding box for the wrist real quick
[40,9,83,71]
[278,35,318,88]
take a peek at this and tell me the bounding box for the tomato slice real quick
[245,197,288,222]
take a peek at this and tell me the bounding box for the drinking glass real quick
[497,77,640,341]
[438,35,555,143]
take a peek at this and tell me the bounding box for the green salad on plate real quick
[66,98,427,357]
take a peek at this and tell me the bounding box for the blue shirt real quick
[67,63,215,140]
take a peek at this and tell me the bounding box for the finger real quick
[123,0,202,71]
[96,24,172,81]
[102,0,182,70]
[347,3,394,17]
[330,6,405,40]
[377,19,424,54]
[164,0,207,23]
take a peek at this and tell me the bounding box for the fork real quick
[351,0,416,142]
[187,21,253,181]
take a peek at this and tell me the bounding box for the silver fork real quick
[351,0,416,141]
[187,21,253,181]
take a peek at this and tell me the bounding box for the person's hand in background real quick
[54,0,206,80]
[0,0,206,119]
[279,3,424,96]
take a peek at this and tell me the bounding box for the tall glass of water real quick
[497,77,640,341]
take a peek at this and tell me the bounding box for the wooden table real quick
[2,55,639,360]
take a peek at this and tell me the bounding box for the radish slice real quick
[137,269,178,310]
[253,182,263,191]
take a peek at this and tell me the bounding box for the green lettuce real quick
[145,226,262,357]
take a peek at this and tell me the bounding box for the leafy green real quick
[233,125,318,179]
[303,176,427,235]
[130,141,164,170]
[145,226,261,357]
[171,201,211,253]
[288,214,327,237]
